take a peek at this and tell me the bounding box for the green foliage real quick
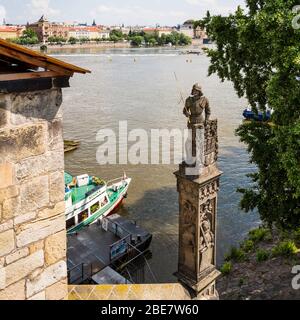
[239,278,245,286]
[128,30,191,47]
[225,246,246,262]
[291,228,300,245]
[79,37,90,43]
[241,239,255,252]
[220,262,232,275]
[256,249,270,262]
[272,240,298,257]
[131,36,144,46]
[48,36,66,43]
[109,29,123,41]
[204,1,300,230]
[248,228,272,243]
[11,28,39,45]
[68,37,77,44]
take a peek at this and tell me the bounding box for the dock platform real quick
[67,214,152,284]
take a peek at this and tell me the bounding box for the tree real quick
[48,36,66,44]
[109,29,123,41]
[131,36,144,46]
[204,1,300,230]
[11,28,39,45]
[68,37,77,44]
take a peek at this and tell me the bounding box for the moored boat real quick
[65,172,131,234]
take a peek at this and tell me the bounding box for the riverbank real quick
[27,39,204,52]
[217,227,300,300]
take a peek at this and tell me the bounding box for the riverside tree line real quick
[10,28,192,47]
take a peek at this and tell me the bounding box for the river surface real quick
[53,47,260,283]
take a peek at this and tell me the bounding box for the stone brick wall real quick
[0,88,67,300]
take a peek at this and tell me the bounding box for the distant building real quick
[69,26,101,40]
[195,26,207,40]
[143,27,174,37]
[0,25,25,40]
[99,29,110,39]
[27,15,69,43]
[179,20,195,38]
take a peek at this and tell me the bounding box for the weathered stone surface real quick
[0,267,5,290]
[46,280,67,300]
[0,94,10,129]
[16,155,48,182]
[45,231,66,266]
[0,124,46,162]
[0,279,25,300]
[2,196,20,221]
[28,291,46,300]
[0,229,15,257]
[29,268,43,281]
[20,175,49,214]
[16,215,65,247]
[4,250,44,287]
[0,163,14,189]
[6,248,29,265]
[46,150,64,172]
[0,220,13,233]
[49,172,65,204]
[48,119,63,151]
[29,240,44,255]
[38,202,64,219]
[9,89,63,125]
[14,212,37,226]
[0,185,18,204]
[26,260,67,298]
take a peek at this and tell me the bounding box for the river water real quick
[52,47,260,283]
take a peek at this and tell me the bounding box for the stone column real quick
[0,79,69,300]
[175,120,222,299]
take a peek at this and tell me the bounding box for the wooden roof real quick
[0,39,90,81]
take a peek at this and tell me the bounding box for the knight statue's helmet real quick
[192,83,203,94]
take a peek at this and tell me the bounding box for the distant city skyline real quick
[0,0,245,26]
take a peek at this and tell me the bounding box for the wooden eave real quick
[0,39,91,82]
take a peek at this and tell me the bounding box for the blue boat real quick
[243,108,272,122]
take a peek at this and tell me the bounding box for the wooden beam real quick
[0,46,73,76]
[0,71,65,81]
[0,54,39,70]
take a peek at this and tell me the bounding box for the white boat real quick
[65,172,131,234]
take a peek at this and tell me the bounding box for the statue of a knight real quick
[183,83,211,128]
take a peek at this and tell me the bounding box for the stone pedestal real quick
[175,120,222,299]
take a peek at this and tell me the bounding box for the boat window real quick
[90,202,100,215]
[101,197,108,207]
[66,217,76,230]
[78,209,89,223]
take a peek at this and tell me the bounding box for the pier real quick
[67,214,153,284]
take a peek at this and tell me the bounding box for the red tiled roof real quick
[0,26,23,33]
[68,26,101,32]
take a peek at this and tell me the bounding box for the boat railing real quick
[106,176,126,187]
[67,253,104,284]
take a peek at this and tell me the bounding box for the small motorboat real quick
[65,172,131,234]
[243,108,272,122]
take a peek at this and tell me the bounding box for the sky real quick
[0,0,245,26]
